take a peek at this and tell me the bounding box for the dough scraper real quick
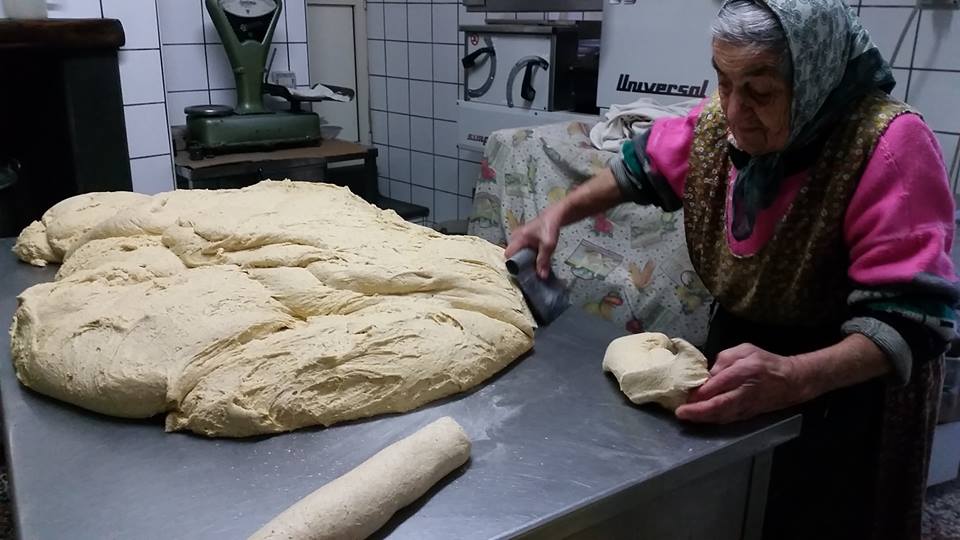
[506,248,570,326]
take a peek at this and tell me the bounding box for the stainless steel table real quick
[0,238,800,539]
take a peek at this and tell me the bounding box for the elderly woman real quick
[507,0,957,538]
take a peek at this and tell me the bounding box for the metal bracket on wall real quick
[462,0,602,12]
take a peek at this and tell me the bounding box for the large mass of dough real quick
[602,333,709,410]
[9,181,534,437]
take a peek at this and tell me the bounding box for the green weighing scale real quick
[186,0,355,159]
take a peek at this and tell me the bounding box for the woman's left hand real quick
[675,343,813,424]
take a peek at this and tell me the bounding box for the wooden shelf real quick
[0,18,124,50]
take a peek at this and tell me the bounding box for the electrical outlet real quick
[917,0,960,9]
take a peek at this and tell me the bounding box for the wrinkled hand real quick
[675,343,812,424]
[504,207,562,279]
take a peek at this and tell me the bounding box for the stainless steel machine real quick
[596,0,724,109]
[460,20,600,113]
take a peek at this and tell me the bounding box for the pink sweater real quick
[644,103,957,287]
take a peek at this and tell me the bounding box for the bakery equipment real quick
[185,0,355,159]
[596,0,723,109]
[460,20,600,113]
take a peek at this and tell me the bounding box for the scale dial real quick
[220,0,277,18]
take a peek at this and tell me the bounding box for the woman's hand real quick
[675,343,814,424]
[505,207,563,280]
[504,168,626,279]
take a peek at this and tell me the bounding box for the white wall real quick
[7,0,176,194]
[367,1,960,222]
[365,2,602,224]
[7,1,957,203]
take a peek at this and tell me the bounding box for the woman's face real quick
[712,39,793,156]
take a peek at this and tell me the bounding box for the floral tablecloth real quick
[467,121,710,345]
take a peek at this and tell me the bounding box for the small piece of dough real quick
[249,416,471,540]
[602,332,709,410]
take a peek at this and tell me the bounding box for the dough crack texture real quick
[10,181,535,437]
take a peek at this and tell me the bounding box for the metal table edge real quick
[501,413,802,539]
[0,379,26,540]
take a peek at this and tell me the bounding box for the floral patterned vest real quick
[683,92,914,326]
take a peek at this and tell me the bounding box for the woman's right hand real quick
[505,206,563,280]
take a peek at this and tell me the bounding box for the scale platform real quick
[186,109,322,159]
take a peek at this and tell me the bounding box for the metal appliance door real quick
[596,0,723,109]
[463,31,552,111]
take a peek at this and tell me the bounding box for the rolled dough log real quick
[602,332,709,410]
[248,416,471,540]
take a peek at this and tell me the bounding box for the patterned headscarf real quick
[727,0,896,240]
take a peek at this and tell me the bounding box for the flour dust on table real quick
[9,181,534,437]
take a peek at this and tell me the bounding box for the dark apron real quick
[705,306,943,540]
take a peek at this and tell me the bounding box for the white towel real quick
[589,98,700,152]
[288,84,352,103]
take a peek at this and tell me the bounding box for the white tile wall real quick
[368,1,960,221]
[370,76,387,111]
[408,4,433,43]
[434,191,458,222]
[433,120,458,158]
[367,2,385,40]
[289,43,310,85]
[104,0,160,49]
[125,103,171,158]
[371,110,388,144]
[433,82,457,121]
[458,159,480,197]
[914,9,960,71]
[48,0,101,19]
[130,154,175,194]
[48,0,175,194]
[391,180,412,203]
[162,45,208,92]
[119,50,165,105]
[205,43,234,88]
[857,7,917,68]
[411,117,434,153]
[165,90,208,126]
[412,185,435,216]
[411,151,434,187]
[157,0,205,44]
[389,147,411,183]
[409,43,433,81]
[410,80,433,117]
[908,70,960,134]
[210,88,237,108]
[432,44,458,83]
[369,43,387,76]
[386,78,410,114]
[434,156,458,193]
[385,43,409,78]
[388,112,411,149]
[384,4,408,41]
[432,5,458,44]
[285,0,307,42]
